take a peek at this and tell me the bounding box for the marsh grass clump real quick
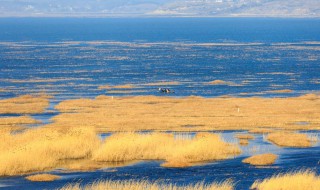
[248,128,274,134]
[51,94,320,132]
[25,174,61,182]
[206,80,236,86]
[265,89,293,94]
[235,134,255,140]
[251,170,320,190]
[59,180,234,190]
[239,139,249,146]
[98,84,137,90]
[242,153,277,166]
[0,127,100,176]
[236,134,254,146]
[267,132,312,147]
[93,132,241,167]
[0,116,40,132]
[0,94,51,114]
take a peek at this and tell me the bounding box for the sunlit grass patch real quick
[0,94,51,114]
[265,89,293,94]
[267,132,312,147]
[93,132,241,167]
[248,128,274,134]
[25,174,61,182]
[206,80,237,86]
[0,88,9,92]
[0,127,100,176]
[242,153,277,166]
[51,94,320,132]
[0,116,39,132]
[58,180,234,190]
[235,134,254,146]
[235,134,255,140]
[98,84,137,90]
[239,139,249,146]
[251,170,320,190]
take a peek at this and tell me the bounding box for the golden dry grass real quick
[235,134,255,140]
[206,80,236,86]
[248,128,274,134]
[239,139,249,146]
[242,153,277,166]
[265,89,293,94]
[93,132,241,167]
[267,132,312,147]
[98,84,137,90]
[59,180,234,190]
[0,128,240,175]
[0,116,40,132]
[0,127,100,176]
[251,170,320,190]
[50,94,320,132]
[25,174,61,182]
[0,94,51,114]
[0,88,8,92]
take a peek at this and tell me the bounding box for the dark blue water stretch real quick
[0,18,319,190]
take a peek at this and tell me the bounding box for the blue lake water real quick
[0,18,319,100]
[0,18,320,189]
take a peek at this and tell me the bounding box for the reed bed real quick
[0,128,240,175]
[25,174,61,182]
[0,116,40,132]
[98,84,137,90]
[251,170,320,190]
[235,134,255,140]
[0,127,100,176]
[267,132,312,147]
[93,132,241,167]
[265,89,293,94]
[242,153,278,166]
[207,80,236,86]
[0,94,51,114]
[59,180,234,190]
[239,139,249,146]
[248,128,274,134]
[50,94,320,132]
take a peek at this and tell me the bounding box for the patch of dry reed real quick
[50,94,320,132]
[248,128,274,134]
[251,170,320,190]
[265,89,293,94]
[0,127,100,176]
[239,139,249,146]
[25,174,61,182]
[267,132,312,147]
[242,153,277,166]
[93,132,241,167]
[0,94,51,114]
[98,84,136,90]
[58,180,234,190]
[0,116,40,132]
[235,134,255,140]
[206,80,236,86]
